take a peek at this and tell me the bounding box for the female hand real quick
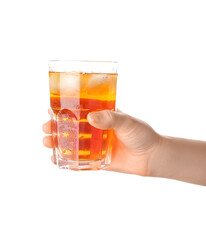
[42,110,161,176]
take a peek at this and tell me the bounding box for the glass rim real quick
[48,60,119,73]
[48,60,119,64]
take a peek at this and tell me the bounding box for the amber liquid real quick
[49,72,117,169]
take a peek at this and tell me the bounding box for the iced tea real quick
[49,71,117,170]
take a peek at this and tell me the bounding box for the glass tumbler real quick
[48,60,118,170]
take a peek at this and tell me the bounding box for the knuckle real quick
[105,110,114,121]
[117,114,135,132]
[106,110,115,128]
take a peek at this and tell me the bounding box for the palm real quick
[107,134,149,176]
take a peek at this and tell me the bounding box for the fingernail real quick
[89,113,101,123]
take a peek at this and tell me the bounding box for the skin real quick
[42,110,206,186]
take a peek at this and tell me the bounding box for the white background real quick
[0,0,206,239]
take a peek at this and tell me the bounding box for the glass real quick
[48,60,118,170]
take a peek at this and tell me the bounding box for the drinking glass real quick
[48,60,118,170]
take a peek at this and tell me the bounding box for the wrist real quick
[147,135,169,178]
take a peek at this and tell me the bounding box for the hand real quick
[42,110,161,176]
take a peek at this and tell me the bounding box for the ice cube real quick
[87,74,109,89]
[49,72,60,92]
[59,73,81,94]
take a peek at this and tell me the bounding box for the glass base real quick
[53,149,109,171]
[55,155,108,170]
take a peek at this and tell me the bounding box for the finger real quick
[43,136,54,148]
[51,155,57,165]
[42,120,52,134]
[87,110,130,132]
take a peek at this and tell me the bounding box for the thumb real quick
[87,110,129,131]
